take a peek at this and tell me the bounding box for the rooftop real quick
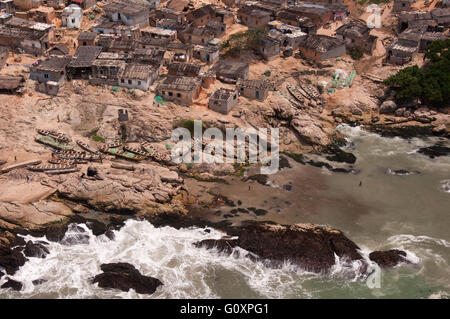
[119,63,156,80]
[215,61,249,75]
[157,75,201,91]
[211,88,238,101]
[32,57,71,72]
[238,6,272,18]
[78,32,97,41]
[103,0,149,16]
[237,79,271,90]
[68,46,102,68]
[187,5,216,20]
[335,20,370,38]
[298,34,344,53]
[168,62,203,75]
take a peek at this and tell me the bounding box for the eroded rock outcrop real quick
[195,222,364,273]
[369,249,408,268]
[23,241,49,258]
[1,278,22,291]
[92,263,162,295]
[57,165,184,216]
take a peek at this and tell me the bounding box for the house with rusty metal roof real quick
[118,63,159,91]
[155,75,202,105]
[297,34,345,61]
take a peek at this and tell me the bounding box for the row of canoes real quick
[35,130,172,164]
[286,83,322,108]
[37,129,71,143]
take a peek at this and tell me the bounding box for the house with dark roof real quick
[209,88,239,114]
[385,29,420,65]
[118,63,159,90]
[66,45,102,79]
[156,75,202,105]
[276,11,317,34]
[237,79,270,101]
[215,61,249,83]
[131,48,165,69]
[237,6,272,29]
[187,4,216,27]
[167,62,203,77]
[297,34,345,61]
[335,19,378,54]
[47,43,69,57]
[97,34,135,53]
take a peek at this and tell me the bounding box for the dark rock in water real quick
[0,246,27,275]
[0,271,3,280]
[24,241,50,258]
[61,225,90,245]
[282,152,306,164]
[195,222,365,273]
[418,144,450,158]
[244,174,269,185]
[369,250,408,268]
[32,279,47,286]
[386,169,420,176]
[307,160,332,169]
[104,229,115,240]
[45,224,69,242]
[92,263,162,295]
[279,156,291,169]
[282,184,293,191]
[253,209,268,216]
[237,208,249,214]
[331,167,359,174]
[1,278,22,291]
[84,220,107,236]
[325,145,357,164]
[223,214,233,218]
[194,238,239,255]
[237,200,242,206]
[238,223,364,272]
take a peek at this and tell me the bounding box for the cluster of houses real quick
[386,0,450,65]
[0,0,448,113]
